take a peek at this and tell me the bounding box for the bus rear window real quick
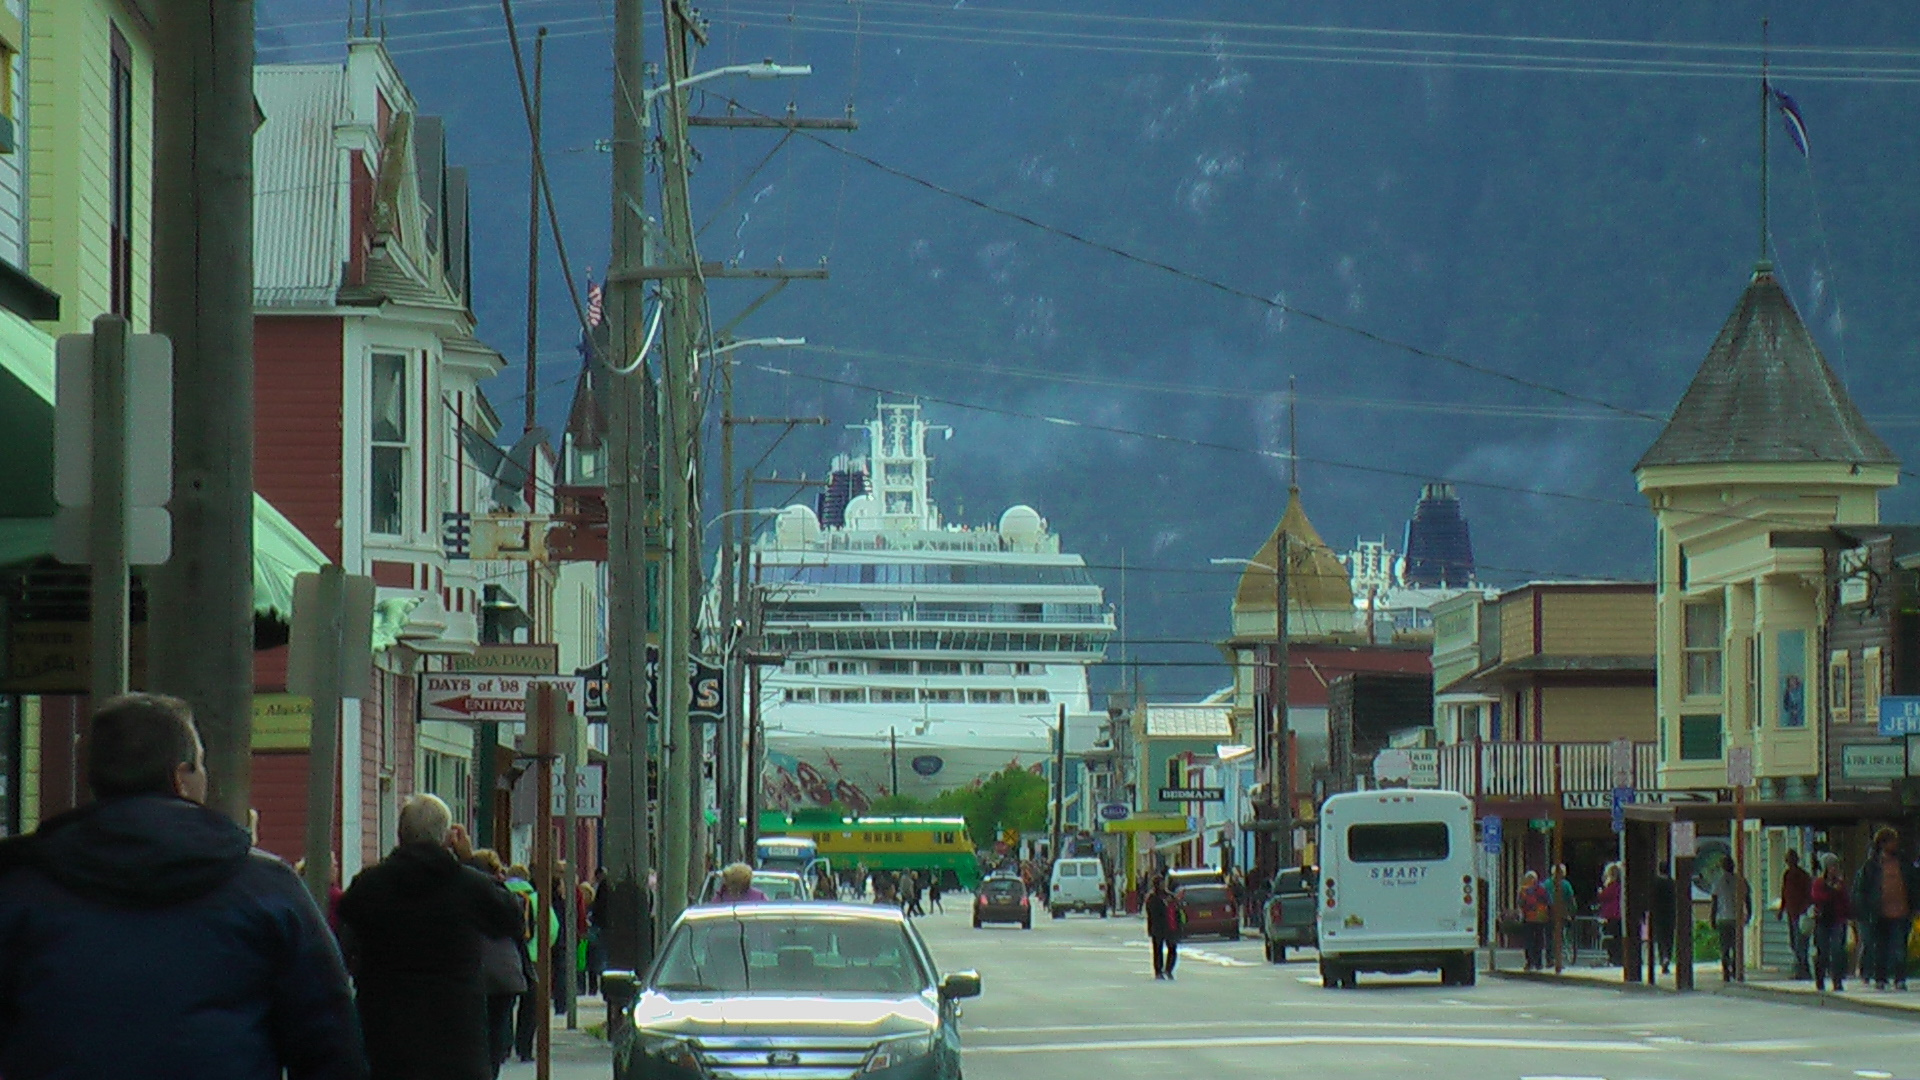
[1346,822,1450,862]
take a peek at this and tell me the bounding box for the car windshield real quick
[1180,885,1228,904]
[651,915,930,996]
[981,880,1024,901]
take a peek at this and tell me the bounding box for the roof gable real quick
[1637,268,1896,470]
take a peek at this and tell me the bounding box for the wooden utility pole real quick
[530,683,560,1080]
[1051,703,1067,861]
[148,0,257,825]
[600,0,654,973]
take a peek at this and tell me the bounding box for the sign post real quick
[285,566,375,909]
[1481,817,1502,972]
[1726,746,1754,982]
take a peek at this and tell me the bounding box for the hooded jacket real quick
[0,794,363,1080]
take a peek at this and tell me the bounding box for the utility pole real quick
[1273,529,1292,869]
[1051,703,1067,862]
[600,0,654,973]
[148,0,257,825]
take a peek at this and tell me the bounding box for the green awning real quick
[0,311,326,616]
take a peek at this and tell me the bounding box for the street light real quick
[705,505,781,535]
[642,60,812,116]
[1212,552,1294,874]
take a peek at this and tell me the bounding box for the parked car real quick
[1174,883,1239,940]
[696,869,809,904]
[1165,867,1224,893]
[606,902,981,1080]
[973,874,1033,929]
[1263,866,1319,963]
[1047,857,1109,917]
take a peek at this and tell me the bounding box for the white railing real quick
[1435,740,1657,799]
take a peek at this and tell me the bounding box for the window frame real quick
[108,27,134,316]
[1682,598,1725,698]
[368,351,412,537]
[1677,714,1723,761]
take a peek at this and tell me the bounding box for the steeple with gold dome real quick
[1229,487,1359,642]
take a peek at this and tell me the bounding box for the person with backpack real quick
[1852,827,1919,991]
[1144,875,1184,980]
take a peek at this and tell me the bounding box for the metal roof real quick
[254,66,348,307]
[1638,267,1897,470]
[1143,704,1234,739]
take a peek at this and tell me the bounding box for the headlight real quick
[862,1033,935,1072]
[638,1032,699,1069]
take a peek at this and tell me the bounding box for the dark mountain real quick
[257,1,1920,698]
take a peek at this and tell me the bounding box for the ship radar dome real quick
[774,504,821,546]
[998,505,1046,545]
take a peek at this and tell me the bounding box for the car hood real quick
[633,990,939,1039]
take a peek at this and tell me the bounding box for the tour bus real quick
[1316,789,1478,989]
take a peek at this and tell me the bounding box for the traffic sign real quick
[420,673,584,722]
[1097,802,1130,822]
[1882,696,1920,737]
[1727,746,1754,788]
[1671,820,1697,858]
[1610,737,1634,787]
[1609,785,1632,834]
[1158,786,1225,803]
[1561,788,1726,811]
[1481,816,1503,855]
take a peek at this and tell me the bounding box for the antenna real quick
[1287,375,1299,492]
[1759,17,1771,267]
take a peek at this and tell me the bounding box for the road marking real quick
[1795,1063,1835,1069]
[1519,1074,1607,1080]
[970,1020,1661,1036]
[968,1035,1658,1056]
[1181,947,1258,967]
[1853,1072,1893,1079]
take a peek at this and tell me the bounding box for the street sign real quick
[1408,748,1440,788]
[1158,786,1225,803]
[1609,785,1632,834]
[445,644,559,675]
[551,764,604,817]
[1727,746,1754,788]
[1481,816,1503,855]
[1372,748,1412,782]
[1841,742,1905,781]
[1562,788,1726,811]
[1670,820,1697,858]
[52,330,174,565]
[1881,696,1920,737]
[1097,802,1131,822]
[575,650,727,723]
[1610,737,1634,787]
[420,673,584,722]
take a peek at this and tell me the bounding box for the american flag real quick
[585,277,604,327]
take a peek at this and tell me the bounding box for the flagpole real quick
[1759,18,1770,267]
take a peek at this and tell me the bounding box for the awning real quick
[0,311,326,616]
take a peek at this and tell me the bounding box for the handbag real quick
[482,933,530,995]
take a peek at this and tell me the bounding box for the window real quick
[872,659,912,675]
[108,28,134,316]
[873,688,916,704]
[918,660,960,676]
[1014,662,1044,676]
[1166,758,1182,788]
[1018,689,1051,704]
[1829,650,1853,724]
[369,353,410,535]
[918,689,959,703]
[1864,647,1884,727]
[826,689,867,704]
[1678,714,1723,761]
[0,5,21,153]
[968,689,1011,704]
[783,688,815,703]
[791,661,813,674]
[1346,822,1450,862]
[1683,600,1724,697]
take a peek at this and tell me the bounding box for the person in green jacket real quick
[503,865,557,1063]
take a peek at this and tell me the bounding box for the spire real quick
[1287,375,1299,492]
[1759,17,1771,268]
[1636,269,1896,471]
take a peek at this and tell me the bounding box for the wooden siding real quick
[251,750,309,863]
[1539,590,1655,655]
[25,0,152,334]
[1499,593,1536,663]
[1540,684,1657,742]
[255,316,344,560]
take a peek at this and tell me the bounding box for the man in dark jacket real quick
[1144,875,1183,980]
[0,693,364,1080]
[1852,826,1919,991]
[340,794,524,1080]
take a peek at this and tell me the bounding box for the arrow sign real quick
[420,674,584,722]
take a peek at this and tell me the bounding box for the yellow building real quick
[1636,264,1898,799]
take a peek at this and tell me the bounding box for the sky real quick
[254,2,1920,699]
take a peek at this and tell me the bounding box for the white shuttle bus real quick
[1316,789,1478,988]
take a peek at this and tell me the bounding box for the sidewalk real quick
[1486,948,1920,1019]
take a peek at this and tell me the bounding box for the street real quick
[528,899,1920,1080]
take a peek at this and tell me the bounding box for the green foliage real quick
[1692,920,1720,961]
[865,768,1051,850]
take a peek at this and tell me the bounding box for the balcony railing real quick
[1435,740,1657,800]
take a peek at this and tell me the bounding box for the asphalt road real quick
[521,898,1920,1080]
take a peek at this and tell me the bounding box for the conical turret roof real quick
[1232,488,1355,638]
[1637,267,1896,471]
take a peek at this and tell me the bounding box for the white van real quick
[1316,789,1478,988]
[1047,857,1109,917]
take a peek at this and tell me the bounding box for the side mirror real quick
[604,970,638,1040]
[938,970,982,1000]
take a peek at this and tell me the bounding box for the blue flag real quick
[1769,83,1809,156]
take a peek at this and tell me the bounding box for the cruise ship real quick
[749,399,1113,814]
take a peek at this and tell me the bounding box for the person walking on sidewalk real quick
[1779,849,1814,980]
[1597,863,1624,965]
[0,694,363,1080]
[1711,859,1752,983]
[503,864,555,1062]
[337,795,524,1080]
[1546,864,1577,971]
[1650,863,1677,975]
[1518,870,1550,971]
[1144,875,1183,980]
[1852,827,1918,991]
[1811,852,1853,992]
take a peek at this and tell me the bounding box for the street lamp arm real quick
[643,61,813,108]
[705,506,782,534]
[709,336,805,358]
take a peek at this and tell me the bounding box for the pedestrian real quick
[904,870,926,918]
[0,693,364,1080]
[1650,863,1677,975]
[585,867,609,997]
[1851,826,1918,991]
[1518,870,1550,971]
[814,865,837,901]
[1710,858,1752,983]
[1546,864,1577,970]
[1144,875,1183,980]
[467,848,530,1078]
[338,795,524,1080]
[502,863,553,1062]
[928,872,945,913]
[1811,852,1853,992]
[1779,849,1814,980]
[550,861,573,1015]
[713,861,768,903]
[1597,863,1624,965]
